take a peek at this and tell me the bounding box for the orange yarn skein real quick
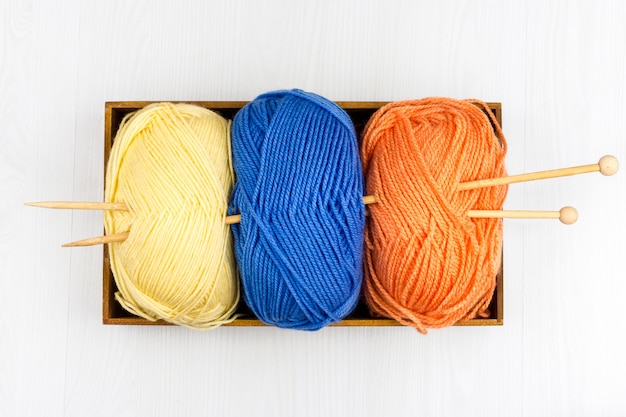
[361,98,508,334]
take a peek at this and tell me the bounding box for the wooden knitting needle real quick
[62,196,378,246]
[224,195,379,225]
[58,196,578,247]
[63,204,578,247]
[223,155,615,223]
[457,155,618,191]
[62,232,129,247]
[24,201,129,210]
[29,154,618,216]
[27,153,620,212]
[467,206,578,225]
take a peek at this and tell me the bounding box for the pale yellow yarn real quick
[104,103,239,329]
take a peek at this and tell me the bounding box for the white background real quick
[2,1,625,416]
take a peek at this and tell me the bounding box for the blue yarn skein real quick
[229,89,365,330]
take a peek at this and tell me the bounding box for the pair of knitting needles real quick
[26,156,618,247]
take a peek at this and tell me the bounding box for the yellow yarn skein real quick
[104,103,239,329]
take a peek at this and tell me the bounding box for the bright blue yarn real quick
[229,89,365,330]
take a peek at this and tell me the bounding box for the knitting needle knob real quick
[559,206,578,225]
[598,155,619,176]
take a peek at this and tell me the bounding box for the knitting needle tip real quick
[62,232,130,247]
[24,201,128,211]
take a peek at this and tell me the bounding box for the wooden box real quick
[103,101,504,327]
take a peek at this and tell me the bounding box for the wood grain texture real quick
[1,1,625,416]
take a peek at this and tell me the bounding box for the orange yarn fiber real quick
[361,97,508,334]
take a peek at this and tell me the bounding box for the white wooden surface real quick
[2,1,625,416]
